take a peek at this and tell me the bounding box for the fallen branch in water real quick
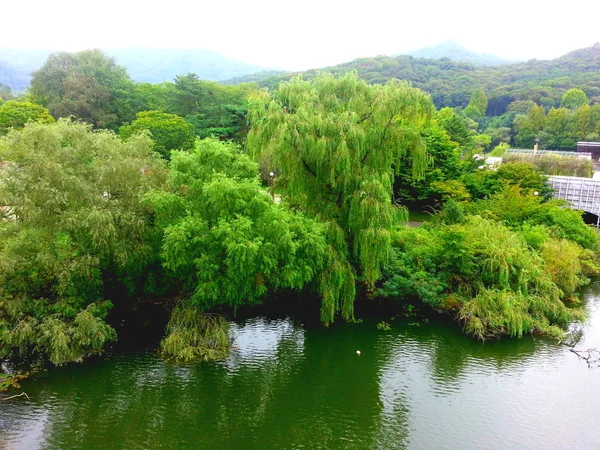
[1,392,31,401]
[570,348,600,368]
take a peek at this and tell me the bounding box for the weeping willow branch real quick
[160,305,231,363]
[247,72,433,312]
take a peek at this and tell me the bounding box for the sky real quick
[3,0,600,70]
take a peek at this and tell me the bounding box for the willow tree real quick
[248,72,433,305]
[0,119,167,365]
[147,139,346,358]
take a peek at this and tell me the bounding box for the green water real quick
[2,287,600,450]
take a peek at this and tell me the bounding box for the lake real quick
[2,284,600,449]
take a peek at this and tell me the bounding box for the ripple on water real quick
[2,294,600,449]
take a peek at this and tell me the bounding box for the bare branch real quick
[1,392,31,401]
[570,348,600,369]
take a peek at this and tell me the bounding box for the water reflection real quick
[2,290,600,449]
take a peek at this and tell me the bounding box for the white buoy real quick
[356,350,361,355]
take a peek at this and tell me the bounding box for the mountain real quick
[221,70,289,86]
[107,48,266,84]
[0,48,269,92]
[403,40,515,66]
[0,61,30,93]
[233,43,600,116]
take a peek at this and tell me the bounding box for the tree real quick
[572,103,594,140]
[147,139,345,357]
[120,110,196,159]
[495,162,550,195]
[169,74,251,140]
[170,73,206,117]
[513,104,545,148]
[436,107,473,148]
[133,82,176,113]
[0,100,54,135]
[541,107,576,149]
[467,87,488,117]
[560,88,588,110]
[30,50,136,130]
[0,119,167,365]
[247,72,433,311]
[394,121,463,206]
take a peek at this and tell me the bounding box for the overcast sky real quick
[4,0,600,70]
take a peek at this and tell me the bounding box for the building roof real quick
[505,149,592,159]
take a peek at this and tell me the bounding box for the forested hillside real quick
[241,43,600,113]
[405,40,515,66]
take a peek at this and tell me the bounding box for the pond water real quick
[2,285,600,449]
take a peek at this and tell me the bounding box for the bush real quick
[378,215,586,339]
[503,153,594,178]
[459,289,581,340]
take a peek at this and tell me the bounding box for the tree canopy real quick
[0,120,167,365]
[120,110,196,159]
[0,100,54,135]
[248,72,433,296]
[30,50,136,130]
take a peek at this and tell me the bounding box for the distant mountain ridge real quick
[230,43,600,116]
[403,40,516,66]
[0,48,270,92]
[108,48,266,84]
[0,61,30,93]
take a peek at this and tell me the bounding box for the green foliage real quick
[0,370,31,392]
[468,88,488,117]
[539,239,589,299]
[471,134,492,153]
[0,83,13,102]
[376,321,391,331]
[470,186,544,226]
[461,162,550,201]
[495,162,550,194]
[541,107,577,149]
[438,199,465,224]
[459,289,579,340]
[513,104,545,148]
[132,82,176,112]
[147,138,351,324]
[528,202,600,251]
[378,214,584,339]
[245,45,600,151]
[0,302,117,365]
[489,142,509,156]
[248,44,600,116]
[0,120,167,365]
[169,74,251,140]
[394,121,464,206]
[430,180,471,203]
[160,306,230,363]
[248,72,433,290]
[561,88,588,110]
[30,50,136,130]
[120,110,196,159]
[436,107,473,147]
[503,153,594,177]
[0,100,54,135]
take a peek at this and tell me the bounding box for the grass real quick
[408,209,433,223]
